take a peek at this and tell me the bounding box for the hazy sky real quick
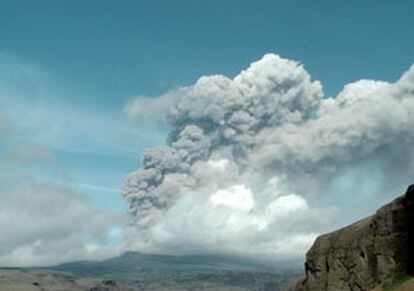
[0,0,413,266]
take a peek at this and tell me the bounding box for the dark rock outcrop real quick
[296,185,414,291]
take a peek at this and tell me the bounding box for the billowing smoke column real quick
[123,54,414,261]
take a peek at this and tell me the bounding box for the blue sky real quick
[0,0,414,261]
[3,0,414,103]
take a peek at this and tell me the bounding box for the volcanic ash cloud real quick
[123,54,414,261]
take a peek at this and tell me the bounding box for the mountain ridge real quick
[0,251,300,290]
[48,251,300,290]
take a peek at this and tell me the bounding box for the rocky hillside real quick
[296,185,414,291]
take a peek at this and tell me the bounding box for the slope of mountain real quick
[0,253,301,290]
[296,184,414,291]
[38,252,301,290]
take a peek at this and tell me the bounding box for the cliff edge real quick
[296,185,414,291]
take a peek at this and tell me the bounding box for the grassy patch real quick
[390,276,414,291]
[372,276,414,291]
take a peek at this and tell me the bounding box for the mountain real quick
[46,252,300,290]
[295,184,414,291]
[0,252,300,290]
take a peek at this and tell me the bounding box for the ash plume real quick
[123,54,414,261]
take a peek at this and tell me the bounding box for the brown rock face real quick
[296,185,414,291]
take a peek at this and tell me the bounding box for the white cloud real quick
[0,142,124,267]
[0,107,126,266]
[210,184,255,211]
[124,90,182,123]
[124,182,333,262]
[0,176,123,266]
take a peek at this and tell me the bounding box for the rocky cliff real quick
[296,185,414,291]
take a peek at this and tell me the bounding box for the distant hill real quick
[45,252,301,290]
[0,252,302,290]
